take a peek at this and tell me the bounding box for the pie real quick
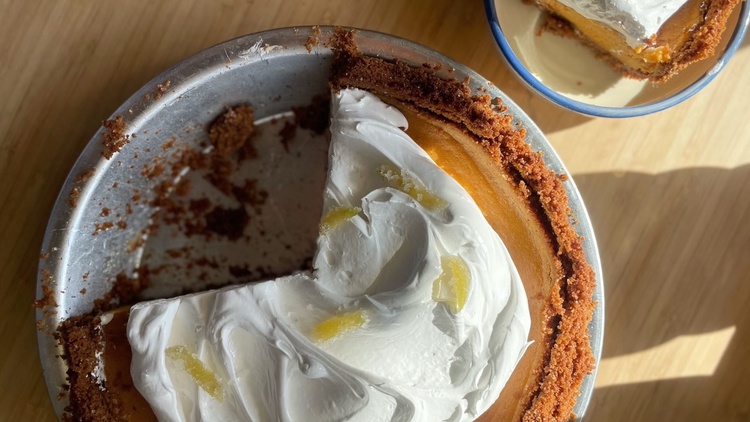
[533,0,741,81]
[54,29,596,422]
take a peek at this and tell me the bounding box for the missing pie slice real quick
[55,29,596,422]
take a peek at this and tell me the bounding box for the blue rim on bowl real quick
[484,0,750,117]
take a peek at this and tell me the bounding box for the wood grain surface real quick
[1,0,749,421]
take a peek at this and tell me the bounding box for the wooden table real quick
[2,0,748,420]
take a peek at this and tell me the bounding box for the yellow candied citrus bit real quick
[165,345,224,401]
[432,255,471,314]
[378,164,448,210]
[319,206,361,234]
[312,311,367,342]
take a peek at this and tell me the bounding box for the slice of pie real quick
[55,30,596,422]
[532,0,741,81]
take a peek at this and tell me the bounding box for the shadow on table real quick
[574,165,750,421]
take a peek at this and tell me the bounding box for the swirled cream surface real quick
[127,88,531,422]
[556,0,689,46]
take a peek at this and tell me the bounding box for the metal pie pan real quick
[36,26,604,419]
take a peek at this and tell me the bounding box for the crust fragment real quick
[58,315,114,422]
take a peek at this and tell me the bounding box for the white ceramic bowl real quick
[485,0,750,117]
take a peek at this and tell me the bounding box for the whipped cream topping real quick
[555,0,689,46]
[127,88,530,422]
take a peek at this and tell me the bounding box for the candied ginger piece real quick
[378,164,447,210]
[166,345,224,401]
[432,255,471,313]
[319,206,361,234]
[312,311,367,342]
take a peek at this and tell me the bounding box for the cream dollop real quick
[555,0,689,46]
[127,88,530,422]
